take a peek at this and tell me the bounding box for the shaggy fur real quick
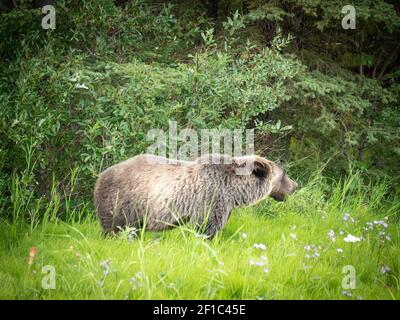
[94,154,297,237]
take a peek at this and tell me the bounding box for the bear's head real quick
[196,154,297,207]
[268,164,298,201]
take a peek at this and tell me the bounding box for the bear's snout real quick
[289,179,298,194]
[270,175,298,201]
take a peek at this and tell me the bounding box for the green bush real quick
[0,1,399,220]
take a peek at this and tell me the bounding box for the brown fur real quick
[94,154,297,238]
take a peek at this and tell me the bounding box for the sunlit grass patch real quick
[0,173,399,299]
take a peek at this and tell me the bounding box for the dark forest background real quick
[1,0,399,216]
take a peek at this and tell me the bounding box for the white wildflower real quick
[344,234,361,243]
[380,265,390,274]
[343,213,355,223]
[374,220,388,228]
[99,259,111,276]
[365,222,373,231]
[253,243,266,250]
[328,229,335,242]
[341,290,352,297]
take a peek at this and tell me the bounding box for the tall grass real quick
[0,164,399,299]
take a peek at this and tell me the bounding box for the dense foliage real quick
[0,0,399,217]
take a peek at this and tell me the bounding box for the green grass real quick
[0,173,399,300]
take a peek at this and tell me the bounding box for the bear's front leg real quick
[203,208,231,239]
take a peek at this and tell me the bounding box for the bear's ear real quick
[227,157,272,177]
[252,160,271,179]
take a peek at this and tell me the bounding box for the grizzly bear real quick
[94,154,297,238]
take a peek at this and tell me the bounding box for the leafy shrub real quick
[0,1,399,221]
